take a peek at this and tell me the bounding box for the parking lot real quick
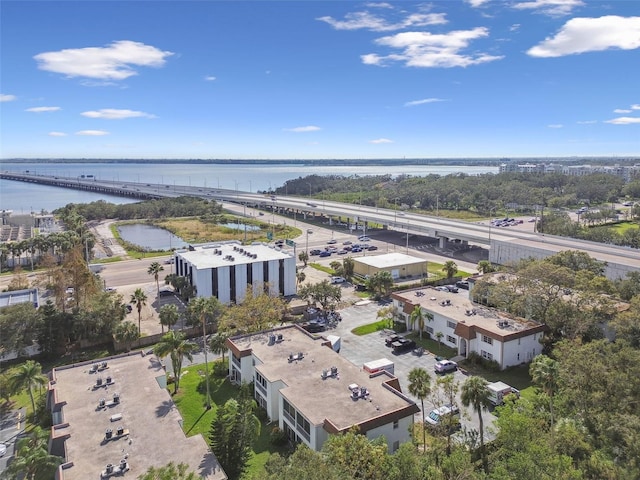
[330,301,496,441]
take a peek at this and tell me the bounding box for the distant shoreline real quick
[2,156,638,166]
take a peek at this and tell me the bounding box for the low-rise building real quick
[392,288,546,368]
[47,352,227,480]
[174,241,296,304]
[353,252,427,281]
[226,325,420,453]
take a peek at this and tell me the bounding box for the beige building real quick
[353,252,427,281]
[48,352,227,480]
[226,325,420,453]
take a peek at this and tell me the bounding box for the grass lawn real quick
[309,263,335,275]
[458,362,533,392]
[351,319,392,336]
[172,361,289,478]
[405,332,458,359]
[611,221,639,234]
[427,262,474,279]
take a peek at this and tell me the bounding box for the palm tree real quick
[529,354,559,429]
[9,360,48,414]
[188,296,223,409]
[3,426,62,480]
[209,331,230,363]
[342,256,355,279]
[295,269,306,286]
[408,367,432,449]
[477,260,495,274]
[113,321,139,351]
[435,331,444,354]
[130,288,148,337]
[442,260,458,279]
[461,376,491,473]
[409,305,424,339]
[298,251,309,267]
[148,262,165,329]
[159,304,180,332]
[153,330,198,394]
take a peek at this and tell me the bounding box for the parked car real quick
[330,276,346,284]
[392,338,417,354]
[337,249,348,255]
[434,359,458,374]
[425,404,461,430]
[367,245,378,251]
[309,249,322,255]
[275,239,285,246]
[435,286,449,292]
[327,239,337,244]
[319,251,331,257]
[343,240,352,245]
[455,280,469,290]
[445,285,459,293]
[159,288,175,297]
[385,334,401,346]
[358,236,371,242]
[351,247,363,253]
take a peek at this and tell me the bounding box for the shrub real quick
[270,426,288,446]
[212,361,229,378]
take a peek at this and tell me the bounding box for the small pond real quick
[117,224,189,251]
[220,222,261,232]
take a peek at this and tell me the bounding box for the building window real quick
[447,321,456,329]
[481,350,493,360]
[426,326,434,334]
[393,420,399,429]
[482,335,493,345]
[392,441,400,452]
[446,335,456,344]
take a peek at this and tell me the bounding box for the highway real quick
[2,171,639,279]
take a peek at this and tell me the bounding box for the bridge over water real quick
[2,171,638,279]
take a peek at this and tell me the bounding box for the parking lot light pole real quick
[306,229,312,255]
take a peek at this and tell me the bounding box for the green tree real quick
[529,354,559,430]
[342,256,355,279]
[408,367,432,449]
[435,374,460,455]
[477,260,495,274]
[296,268,306,286]
[367,271,394,298]
[137,462,200,480]
[147,261,165,331]
[442,260,458,279]
[130,288,148,337]
[461,376,491,473]
[189,296,224,408]
[114,321,139,351]
[435,331,444,354]
[297,280,342,312]
[2,426,62,480]
[209,395,261,480]
[209,331,230,362]
[0,303,43,358]
[409,305,425,340]
[219,290,283,334]
[322,428,392,480]
[298,251,309,267]
[9,360,48,415]
[153,330,197,394]
[159,304,180,332]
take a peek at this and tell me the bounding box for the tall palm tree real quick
[153,330,198,394]
[461,375,491,473]
[408,367,432,449]
[188,296,223,409]
[209,331,230,363]
[3,426,62,480]
[529,354,559,429]
[130,288,148,337]
[409,305,424,339]
[159,304,180,332]
[148,262,165,328]
[9,360,48,414]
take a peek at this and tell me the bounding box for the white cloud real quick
[76,130,110,136]
[605,117,640,125]
[510,24,521,32]
[0,94,17,102]
[577,120,597,124]
[370,138,394,144]
[205,76,217,81]
[34,40,174,80]
[513,0,584,16]
[527,16,640,57]
[548,124,564,128]
[25,106,61,113]
[284,126,321,132]
[465,0,491,7]
[614,109,632,114]
[81,109,155,119]
[317,11,447,32]
[632,104,640,110]
[404,98,446,106]
[48,132,67,137]
[363,27,503,68]
[366,2,393,8]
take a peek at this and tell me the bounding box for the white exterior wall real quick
[217,266,231,304]
[502,332,542,366]
[283,258,297,296]
[474,332,503,365]
[365,416,413,453]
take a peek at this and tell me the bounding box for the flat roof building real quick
[175,241,296,304]
[353,252,427,281]
[392,287,546,369]
[226,326,420,453]
[48,352,227,480]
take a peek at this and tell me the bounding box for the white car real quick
[0,443,7,456]
[425,404,460,428]
[330,276,346,284]
[434,359,458,374]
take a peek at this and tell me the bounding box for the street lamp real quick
[488,206,497,245]
[306,229,312,255]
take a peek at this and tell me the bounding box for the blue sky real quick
[1,0,639,159]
